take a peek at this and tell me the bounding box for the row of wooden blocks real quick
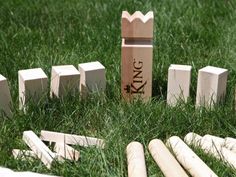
[12,130,104,170]
[0,61,106,117]
[167,65,228,107]
[0,63,229,118]
[127,133,236,177]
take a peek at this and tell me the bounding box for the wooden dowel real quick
[225,137,236,153]
[167,136,218,177]
[126,141,147,177]
[148,139,188,177]
[185,133,236,170]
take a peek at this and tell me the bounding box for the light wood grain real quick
[40,130,105,148]
[126,141,147,177]
[148,139,188,177]
[0,75,12,117]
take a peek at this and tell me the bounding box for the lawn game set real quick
[0,11,235,177]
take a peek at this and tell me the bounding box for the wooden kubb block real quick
[18,68,48,109]
[0,75,12,117]
[121,11,153,101]
[50,65,80,98]
[79,61,106,95]
[196,66,228,107]
[167,64,192,106]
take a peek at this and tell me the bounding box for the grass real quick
[0,0,236,176]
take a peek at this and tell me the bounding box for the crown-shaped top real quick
[121,11,154,39]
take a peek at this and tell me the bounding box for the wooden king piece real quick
[121,11,154,101]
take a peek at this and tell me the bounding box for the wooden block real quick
[54,143,80,161]
[121,11,153,39]
[225,137,236,153]
[50,65,80,98]
[0,75,12,117]
[196,66,228,108]
[78,61,106,97]
[23,131,60,169]
[18,68,48,109]
[185,133,236,170]
[40,130,105,148]
[126,141,147,177]
[121,11,153,102]
[148,139,188,177]
[167,136,217,177]
[167,65,192,106]
[12,149,37,159]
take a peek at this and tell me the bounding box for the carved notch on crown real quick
[121,11,154,39]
